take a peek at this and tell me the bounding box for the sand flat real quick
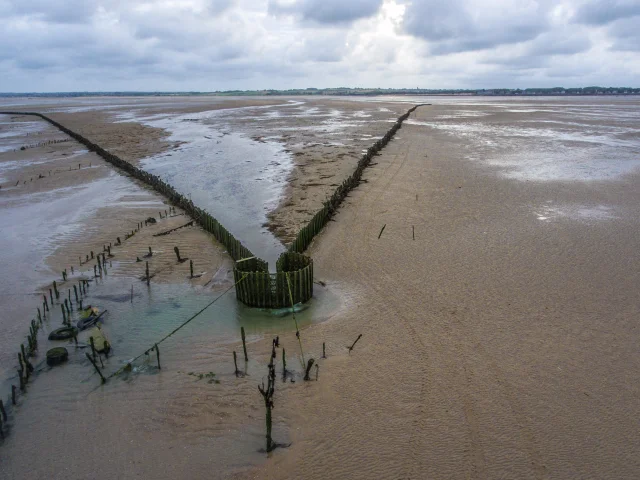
[241,104,640,479]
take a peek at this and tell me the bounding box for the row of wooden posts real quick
[287,105,422,254]
[17,138,71,151]
[2,105,419,315]
[0,204,191,439]
[0,111,256,264]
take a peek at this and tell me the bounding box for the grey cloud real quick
[403,0,550,54]
[607,17,640,51]
[268,0,383,24]
[573,0,640,26]
[6,0,98,24]
[528,30,592,56]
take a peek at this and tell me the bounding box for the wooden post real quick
[11,385,16,405]
[412,225,415,240]
[241,327,248,362]
[74,285,79,303]
[174,246,181,262]
[155,344,160,369]
[378,224,386,239]
[322,342,326,358]
[62,304,67,324]
[348,334,363,353]
[37,307,42,323]
[18,352,25,377]
[148,246,152,257]
[53,281,59,299]
[190,259,193,278]
[18,368,25,392]
[49,288,54,305]
[85,352,106,384]
[282,348,286,377]
[44,294,49,311]
[233,351,239,377]
[0,399,6,421]
[304,358,315,381]
[258,346,277,453]
[145,261,150,285]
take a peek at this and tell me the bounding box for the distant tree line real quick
[1,86,638,98]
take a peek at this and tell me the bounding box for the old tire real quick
[46,347,68,366]
[48,326,78,341]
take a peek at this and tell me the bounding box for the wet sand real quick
[2,97,640,479]
[0,113,227,379]
[237,103,640,479]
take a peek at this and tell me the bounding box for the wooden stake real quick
[258,343,277,453]
[0,399,6,421]
[85,352,106,384]
[412,225,415,240]
[18,368,25,392]
[348,334,363,353]
[304,358,315,381]
[241,326,248,362]
[282,348,286,377]
[322,342,326,358]
[378,224,386,239]
[145,261,150,285]
[155,343,160,369]
[233,351,239,377]
[190,259,193,278]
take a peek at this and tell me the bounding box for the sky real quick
[1,0,639,92]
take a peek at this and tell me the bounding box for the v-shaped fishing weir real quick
[0,105,421,308]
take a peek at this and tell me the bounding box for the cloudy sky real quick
[1,0,639,92]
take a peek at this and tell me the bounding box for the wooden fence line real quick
[287,104,423,254]
[0,105,420,309]
[0,111,255,263]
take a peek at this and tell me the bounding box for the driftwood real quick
[153,221,193,237]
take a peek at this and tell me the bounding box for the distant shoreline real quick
[1,90,639,99]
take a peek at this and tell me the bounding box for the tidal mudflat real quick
[1,96,639,479]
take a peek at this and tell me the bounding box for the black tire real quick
[46,347,68,366]
[48,326,78,341]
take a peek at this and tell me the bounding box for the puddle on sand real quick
[533,203,619,223]
[404,98,640,182]
[0,271,341,393]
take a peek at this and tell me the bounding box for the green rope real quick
[106,273,247,380]
[285,272,306,368]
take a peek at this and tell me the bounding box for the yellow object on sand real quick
[87,325,110,354]
[81,306,99,319]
